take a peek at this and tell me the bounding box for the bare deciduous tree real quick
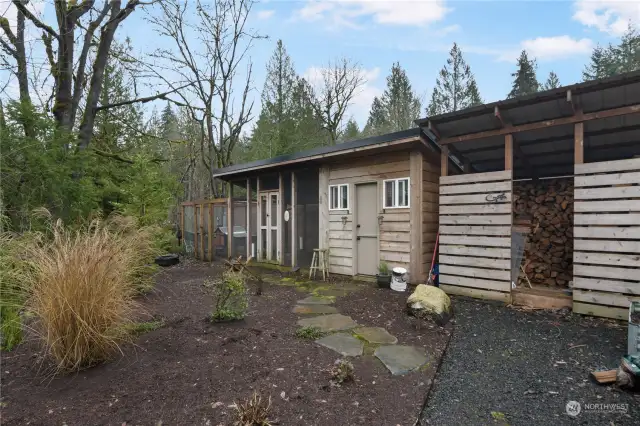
[147,0,263,197]
[308,58,365,145]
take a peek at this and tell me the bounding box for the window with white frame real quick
[384,178,410,208]
[329,184,349,210]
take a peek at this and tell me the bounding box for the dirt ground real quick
[1,260,451,426]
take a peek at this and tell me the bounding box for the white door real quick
[259,191,279,261]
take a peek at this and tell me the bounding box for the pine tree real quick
[543,71,561,90]
[380,63,421,131]
[160,102,179,141]
[508,50,540,98]
[427,43,483,116]
[584,25,640,81]
[364,97,387,136]
[340,118,360,142]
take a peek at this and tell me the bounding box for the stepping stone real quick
[293,305,338,315]
[297,296,334,305]
[297,314,358,332]
[315,333,364,357]
[374,345,429,376]
[354,327,398,345]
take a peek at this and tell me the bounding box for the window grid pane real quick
[340,185,348,209]
[385,181,395,208]
[330,186,338,209]
[400,179,409,206]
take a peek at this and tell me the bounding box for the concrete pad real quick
[374,345,429,376]
[315,333,364,357]
[293,305,338,315]
[297,296,334,305]
[297,314,358,332]
[354,327,398,345]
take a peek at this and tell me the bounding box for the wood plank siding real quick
[573,158,640,320]
[438,170,513,302]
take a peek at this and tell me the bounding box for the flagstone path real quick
[292,283,428,376]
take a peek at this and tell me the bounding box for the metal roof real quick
[212,127,438,179]
[415,70,640,179]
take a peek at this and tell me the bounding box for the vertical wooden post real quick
[207,202,213,261]
[194,204,199,259]
[318,167,329,250]
[505,134,513,170]
[246,178,252,260]
[409,151,424,283]
[278,172,284,265]
[256,177,261,261]
[180,204,185,247]
[574,122,584,165]
[199,204,204,260]
[441,145,449,177]
[463,158,472,173]
[227,182,233,258]
[291,171,297,268]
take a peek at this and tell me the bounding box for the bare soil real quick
[1,261,450,426]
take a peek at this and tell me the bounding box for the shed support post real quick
[505,134,513,170]
[441,145,449,177]
[409,151,424,283]
[256,177,262,261]
[180,204,185,248]
[291,171,297,268]
[207,203,213,261]
[318,167,329,250]
[278,173,284,265]
[227,182,233,258]
[574,122,584,165]
[246,178,252,260]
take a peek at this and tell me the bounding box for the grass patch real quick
[125,320,164,336]
[295,326,326,340]
[211,271,248,322]
[234,391,272,426]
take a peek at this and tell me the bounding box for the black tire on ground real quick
[155,254,180,267]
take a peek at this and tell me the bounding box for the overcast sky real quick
[2,0,639,129]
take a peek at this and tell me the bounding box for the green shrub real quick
[330,358,355,384]
[378,261,390,275]
[295,326,325,340]
[211,272,248,322]
[152,226,182,254]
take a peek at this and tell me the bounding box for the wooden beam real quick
[207,203,213,261]
[278,172,284,265]
[246,178,252,260]
[463,158,472,173]
[409,151,423,283]
[194,204,199,259]
[180,204,185,248]
[494,106,505,127]
[227,182,233,258]
[575,122,584,165]
[291,172,297,268]
[428,120,441,139]
[505,134,513,170]
[318,167,329,250]
[440,103,640,145]
[566,90,576,114]
[441,145,449,176]
[256,176,262,260]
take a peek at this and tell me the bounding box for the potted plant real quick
[376,262,391,288]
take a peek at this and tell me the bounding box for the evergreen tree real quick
[427,43,483,116]
[583,25,640,81]
[543,71,561,90]
[364,97,387,136]
[160,102,179,141]
[508,50,540,98]
[340,118,360,142]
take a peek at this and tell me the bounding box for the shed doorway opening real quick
[259,191,280,262]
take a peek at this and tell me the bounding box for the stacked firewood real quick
[513,178,573,288]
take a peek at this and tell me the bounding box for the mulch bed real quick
[1,260,451,426]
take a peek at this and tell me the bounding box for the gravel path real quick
[420,297,640,426]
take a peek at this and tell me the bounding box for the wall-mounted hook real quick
[341,216,348,226]
[377,214,384,226]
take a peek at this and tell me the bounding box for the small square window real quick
[383,178,410,208]
[329,184,349,210]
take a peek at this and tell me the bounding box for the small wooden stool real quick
[309,248,330,281]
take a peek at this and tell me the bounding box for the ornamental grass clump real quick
[19,215,156,372]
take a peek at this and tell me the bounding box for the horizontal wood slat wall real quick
[573,158,640,320]
[439,170,513,302]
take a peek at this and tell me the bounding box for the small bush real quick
[211,271,248,322]
[330,358,355,385]
[19,216,155,372]
[234,391,272,426]
[295,326,325,340]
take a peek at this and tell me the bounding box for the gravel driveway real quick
[420,297,640,426]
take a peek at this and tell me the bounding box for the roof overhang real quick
[416,70,640,179]
[212,128,447,181]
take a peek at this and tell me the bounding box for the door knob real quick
[356,224,361,228]
[357,236,361,240]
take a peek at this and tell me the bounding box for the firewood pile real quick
[513,178,573,288]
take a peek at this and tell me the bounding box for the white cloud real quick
[573,0,639,36]
[294,0,450,29]
[257,9,275,20]
[495,36,593,62]
[303,65,382,127]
